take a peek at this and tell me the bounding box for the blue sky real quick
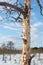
[0,0,43,49]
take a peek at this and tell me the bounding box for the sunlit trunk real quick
[22,0,31,65]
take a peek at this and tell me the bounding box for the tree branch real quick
[0,2,23,13]
[28,54,35,65]
[37,0,43,16]
[37,0,42,8]
[30,54,35,60]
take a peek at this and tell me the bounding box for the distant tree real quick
[1,43,6,61]
[7,41,14,60]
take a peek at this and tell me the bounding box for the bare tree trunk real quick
[9,49,11,61]
[3,51,5,61]
[22,0,31,65]
[9,53,11,60]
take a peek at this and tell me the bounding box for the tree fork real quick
[22,0,31,65]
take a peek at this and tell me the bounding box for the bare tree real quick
[7,41,14,60]
[1,43,6,61]
[0,0,43,65]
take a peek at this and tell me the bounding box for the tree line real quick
[0,41,21,54]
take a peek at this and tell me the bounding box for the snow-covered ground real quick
[0,54,43,65]
[0,54,22,65]
[31,54,43,65]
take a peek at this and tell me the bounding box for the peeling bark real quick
[22,0,31,65]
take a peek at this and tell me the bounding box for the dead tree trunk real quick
[22,0,31,65]
[3,52,5,61]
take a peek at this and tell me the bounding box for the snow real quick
[0,54,22,65]
[0,54,43,65]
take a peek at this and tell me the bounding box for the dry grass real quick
[0,48,43,54]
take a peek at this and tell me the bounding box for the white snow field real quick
[0,54,43,65]
[0,54,22,65]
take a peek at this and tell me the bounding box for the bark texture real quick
[22,0,31,65]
